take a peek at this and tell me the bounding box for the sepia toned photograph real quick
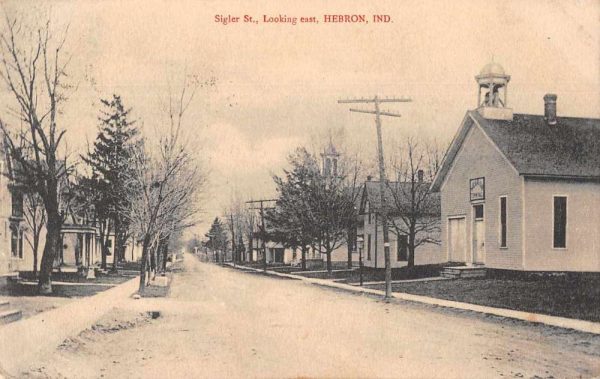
[0,1,599,378]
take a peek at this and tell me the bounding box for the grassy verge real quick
[0,270,136,320]
[373,275,600,322]
[139,259,182,298]
[342,263,454,284]
[6,274,132,298]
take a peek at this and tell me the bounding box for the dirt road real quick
[23,254,600,378]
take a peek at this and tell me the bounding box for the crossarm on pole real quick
[349,108,402,117]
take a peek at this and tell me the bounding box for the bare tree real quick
[23,191,46,276]
[241,208,256,262]
[0,14,72,293]
[338,151,363,269]
[387,137,443,268]
[224,196,245,263]
[125,76,206,292]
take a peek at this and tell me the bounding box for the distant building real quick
[248,233,297,265]
[358,178,443,269]
[319,141,359,267]
[431,62,600,271]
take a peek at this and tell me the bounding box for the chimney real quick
[544,93,557,125]
[417,169,424,183]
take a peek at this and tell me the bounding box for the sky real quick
[1,0,599,237]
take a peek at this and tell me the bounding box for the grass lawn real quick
[0,272,134,320]
[140,260,184,297]
[343,263,453,284]
[379,276,600,322]
[118,261,142,271]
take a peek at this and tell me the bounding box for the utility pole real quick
[246,199,277,272]
[338,96,412,299]
[229,213,236,267]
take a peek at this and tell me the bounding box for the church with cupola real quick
[431,62,600,273]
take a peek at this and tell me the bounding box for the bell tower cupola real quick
[321,140,340,178]
[475,61,513,120]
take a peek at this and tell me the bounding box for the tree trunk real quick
[99,225,107,270]
[111,243,120,273]
[161,240,169,272]
[57,233,64,266]
[32,238,39,277]
[138,234,151,293]
[408,226,416,268]
[111,226,125,273]
[347,227,355,269]
[301,246,306,270]
[38,204,61,294]
[248,235,253,262]
[150,243,157,278]
[326,251,332,273]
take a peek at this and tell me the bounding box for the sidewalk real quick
[229,263,600,335]
[0,276,139,376]
[357,276,451,285]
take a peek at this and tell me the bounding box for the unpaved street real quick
[24,254,600,378]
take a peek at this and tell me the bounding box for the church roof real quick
[431,110,600,191]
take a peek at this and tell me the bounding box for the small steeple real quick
[321,137,340,178]
[475,61,513,120]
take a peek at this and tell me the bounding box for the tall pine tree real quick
[205,217,228,263]
[82,94,139,271]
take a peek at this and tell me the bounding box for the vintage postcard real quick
[0,1,598,378]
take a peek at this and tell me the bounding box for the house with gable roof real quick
[358,176,443,269]
[431,62,600,272]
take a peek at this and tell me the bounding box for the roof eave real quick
[522,173,600,181]
[430,111,474,192]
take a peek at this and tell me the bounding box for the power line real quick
[338,95,412,299]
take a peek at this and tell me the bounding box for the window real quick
[500,197,507,248]
[11,191,23,218]
[367,234,372,260]
[324,158,331,176]
[553,196,567,248]
[397,235,408,261]
[474,204,484,220]
[332,159,338,177]
[10,226,22,258]
[19,230,23,259]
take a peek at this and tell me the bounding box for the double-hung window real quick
[553,196,567,248]
[397,235,408,261]
[499,196,507,248]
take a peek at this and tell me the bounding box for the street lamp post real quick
[356,236,364,286]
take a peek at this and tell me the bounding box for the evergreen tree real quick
[268,147,355,272]
[82,94,139,271]
[267,148,320,270]
[205,217,228,263]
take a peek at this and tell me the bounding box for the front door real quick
[275,248,284,263]
[448,217,466,262]
[473,204,485,264]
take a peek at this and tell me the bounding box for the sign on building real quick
[470,177,485,201]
